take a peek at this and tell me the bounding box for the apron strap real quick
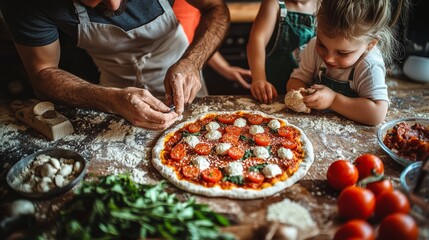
[73,0,90,24]
[348,68,355,81]
[279,0,288,22]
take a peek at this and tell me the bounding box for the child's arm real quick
[304,85,388,125]
[287,77,310,91]
[247,0,279,103]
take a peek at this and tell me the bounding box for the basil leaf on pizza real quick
[152,111,314,199]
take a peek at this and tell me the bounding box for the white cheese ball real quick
[277,147,294,159]
[192,156,210,171]
[234,118,247,127]
[262,164,282,178]
[226,161,244,176]
[206,121,221,131]
[184,135,200,148]
[205,130,222,140]
[249,125,265,135]
[268,119,281,130]
[253,146,270,159]
[215,143,232,155]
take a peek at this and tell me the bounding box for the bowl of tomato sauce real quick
[377,117,429,167]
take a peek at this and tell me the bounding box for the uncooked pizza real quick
[152,110,314,199]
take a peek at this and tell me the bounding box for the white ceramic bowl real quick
[403,56,429,83]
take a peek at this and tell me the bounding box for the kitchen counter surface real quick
[0,75,428,239]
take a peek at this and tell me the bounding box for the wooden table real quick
[0,75,428,239]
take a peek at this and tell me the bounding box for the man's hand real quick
[117,87,180,130]
[164,60,202,115]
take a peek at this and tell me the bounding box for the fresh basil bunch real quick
[58,174,233,240]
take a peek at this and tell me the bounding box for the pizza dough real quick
[152,110,314,199]
[284,88,312,113]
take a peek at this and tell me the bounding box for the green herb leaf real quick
[249,163,268,172]
[58,174,230,240]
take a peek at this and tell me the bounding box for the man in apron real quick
[0,0,229,130]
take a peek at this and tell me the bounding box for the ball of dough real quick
[284,88,311,113]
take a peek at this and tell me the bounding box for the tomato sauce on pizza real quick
[153,111,313,198]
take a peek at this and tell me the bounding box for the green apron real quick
[265,0,316,94]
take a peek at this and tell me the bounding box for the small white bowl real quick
[403,56,429,83]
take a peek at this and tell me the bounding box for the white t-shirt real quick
[290,38,389,102]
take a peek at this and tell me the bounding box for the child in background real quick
[247,0,318,103]
[173,0,252,91]
[287,0,408,125]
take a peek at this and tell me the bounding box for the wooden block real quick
[15,105,74,141]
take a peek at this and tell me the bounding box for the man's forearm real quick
[33,67,118,113]
[181,2,230,69]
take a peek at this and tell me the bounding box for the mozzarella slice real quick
[262,164,282,178]
[226,161,243,176]
[192,156,210,171]
[249,125,265,135]
[206,121,220,131]
[234,118,247,127]
[253,146,270,159]
[268,119,281,130]
[205,130,222,140]
[215,143,232,155]
[278,147,293,159]
[184,135,199,148]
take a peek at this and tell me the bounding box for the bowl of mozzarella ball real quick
[6,148,87,199]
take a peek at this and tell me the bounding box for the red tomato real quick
[375,190,410,220]
[201,168,223,183]
[354,154,384,180]
[182,165,200,179]
[333,219,375,240]
[245,171,265,184]
[254,133,271,146]
[377,213,419,240]
[221,133,239,144]
[194,143,211,155]
[170,143,186,161]
[281,139,297,149]
[277,126,295,138]
[327,160,359,191]
[366,179,393,197]
[217,114,236,124]
[248,114,264,125]
[338,186,375,220]
[228,146,245,160]
[187,123,201,133]
[225,125,242,135]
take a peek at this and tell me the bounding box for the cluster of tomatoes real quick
[326,154,419,240]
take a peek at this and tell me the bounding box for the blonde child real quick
[287,0,408,125]
[247,0,318,103]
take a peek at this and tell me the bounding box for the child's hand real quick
[303,84,337,110]
[251,80,278,104]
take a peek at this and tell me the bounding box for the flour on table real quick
[293,116,357,135]
[260,102,285,113]
[0,122,27,152]
[266,199,316,230]
[94,120,131,142]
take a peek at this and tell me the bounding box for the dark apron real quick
[317,66,358,98]
[265,0,316,94]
